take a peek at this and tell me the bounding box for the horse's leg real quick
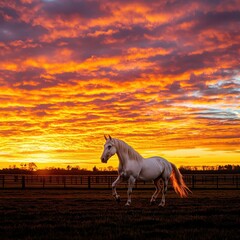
[150,180,158,204]
[125,175,136,206]
[150,178,162,204]
[112,175,122,202]
[159,178,168,207]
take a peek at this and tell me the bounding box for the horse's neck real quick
[115,139,143,169]
[116,149,129,169]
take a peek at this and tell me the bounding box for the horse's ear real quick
[104,135,108,141]
[108,135,112,140]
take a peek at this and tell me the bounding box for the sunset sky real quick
[0,0,239,170]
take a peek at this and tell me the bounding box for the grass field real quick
[0,189,239,240]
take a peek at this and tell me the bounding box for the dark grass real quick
[0,189,240,240]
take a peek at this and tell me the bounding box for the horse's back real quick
[138,156,172,181]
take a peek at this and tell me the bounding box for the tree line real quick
[179,164,240,173]
[0,163,240,175]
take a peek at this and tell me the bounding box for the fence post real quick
[63,176,66,189]
[22,176,26,189]
[88,176,91,189]
[192,175,195,189]
[2,176,4,189]
[42,177,45,188]
[108,176,111,189]
[216,176,218,189]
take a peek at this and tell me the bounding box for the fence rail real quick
[0,174,239,190]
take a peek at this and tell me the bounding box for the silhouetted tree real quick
[28,162,37,171]
[93,166,98,172]
[66,165,72,171]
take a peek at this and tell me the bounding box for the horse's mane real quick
[113,138,143,161]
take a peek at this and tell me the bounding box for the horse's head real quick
[101,135,117,163]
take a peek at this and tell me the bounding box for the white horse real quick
[100,135,191,206]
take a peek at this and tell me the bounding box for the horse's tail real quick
[170,163,192,198]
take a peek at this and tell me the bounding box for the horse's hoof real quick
[125,203,130,206]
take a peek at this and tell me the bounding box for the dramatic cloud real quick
[0,0,239,169]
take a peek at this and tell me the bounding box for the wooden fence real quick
[0,174,239,190]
